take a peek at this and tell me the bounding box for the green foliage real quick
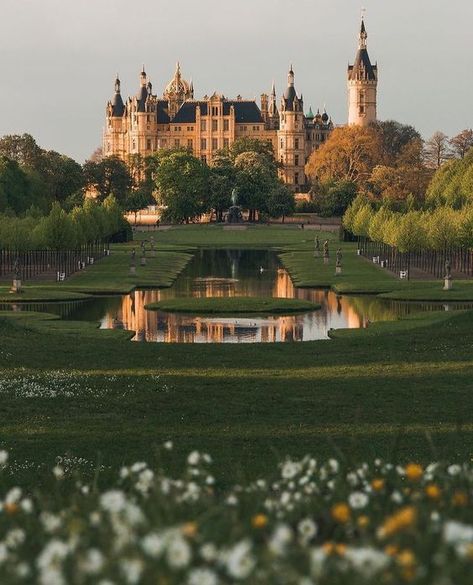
[0,156,32,214]
[155,150,209,223]
[83,156,132,205]
[266,182,295,220]
[310,180,357,217]
[426,150,473,207]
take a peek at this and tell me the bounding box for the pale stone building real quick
[348,19,378,127]
[104,19,377,189]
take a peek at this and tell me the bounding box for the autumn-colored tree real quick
[450,129,473,159]
[424,131,452,169]
[305,126,382,188]
[371,120,421,165]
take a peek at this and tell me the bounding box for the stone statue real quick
[131,248,136,261]
[323,240,329,258]
[315,236,320,251]
[231,188,238,207]
[13,256,20,279]
[445,258,452,279]
[336,248,342,267]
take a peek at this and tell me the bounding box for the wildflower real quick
[331,503,351,524]
[166,536,192,569]
[378,506,417,539]
[40,512,61,533]
[226,540,255,580]
[269,524,293,556]
[348,491,369,510]
[80,549,104,575]
[357,515,370,529]
[5,528,25,548]
[405,464,423,482]
[141,533,165,558]
[119,558,143,584]
[163,440,173,450]
[281,460,301,480]
[20,498,33,513]
[100,490,127,514]
[188,568,218,585]
[200,543,218,562]
[0,450,8,466]
[345,547,390,578]
[251,514,268,529]
[447,464,462,476]
[188,451,201,466]
[182,522,198,538]
[130,462,147,473]
[298,518,317,544]
[5,487,22,504]
[371,478,385,492]
[425,484,441,501]
[443,521,473,546]
[452,490,468,507]
[52,466,64,479]
[322,542,347,556]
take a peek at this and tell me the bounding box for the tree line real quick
[304,122,473,217]
[0,196,127,251]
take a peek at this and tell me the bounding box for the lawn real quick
[1,305,473,487]
[145,296,320,314]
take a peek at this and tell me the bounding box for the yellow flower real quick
[357,515,370,529]
[405,464,423,482]
[371,478,385,492]
[322,542,347,556]
[4,502,18,515]
[452,490,468,507]
[331,503,351,524]
[181,522,198,538]
[384,544,399,557]
[397,549,417,581]
[378,506,417,539]
[425,484,441,501]
[251,514,268,529]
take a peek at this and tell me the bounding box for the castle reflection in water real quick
[100,267,368,344]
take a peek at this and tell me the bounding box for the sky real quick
[0,0,471,162]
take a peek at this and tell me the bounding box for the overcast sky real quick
[0,0,471,162]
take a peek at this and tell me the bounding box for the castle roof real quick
[168,100,263,124]
[348,19,377,81]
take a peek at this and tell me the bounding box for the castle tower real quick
[277,67,306,189]
[164,62,193,119]
[347,18,378,126]
[104,76,127,158]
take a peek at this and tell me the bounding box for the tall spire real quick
[114,74,121,94]
[271,80,276,96]
[359,18,368,49]
[140,65,147,86]
[288,65,295,87]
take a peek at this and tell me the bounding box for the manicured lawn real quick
[0,288,92,302]
[145,296,320,314]
[2,306,473,486]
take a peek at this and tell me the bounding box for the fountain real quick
[227,188,243,224]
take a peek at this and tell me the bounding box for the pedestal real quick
[443,277,453,291]
[152,250,156,257]
[357,249,361,256]
[130,265,136,275]
[335,266,342,275]
[140,257,146,266]
[10,279,22,294]
[323,257,329,265]
[313,251,320,258]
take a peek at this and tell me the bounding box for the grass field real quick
[145,296,320,314]
[2,224,473,488]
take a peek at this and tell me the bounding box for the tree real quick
[40,150,84,203]
[34,202,78,250]
[305,126,382,188]
[310,180,357,217]
[208,151,235,222]
[83,156,132,204]
[229,138,277,172]
[154,150,209,223]
[450,129,473,159]
[372,120,421,164]
[266,182,295,221]
[0,134,42,168]
[424,132,452,169]
[234,152,276,222]
[0,156,32,214]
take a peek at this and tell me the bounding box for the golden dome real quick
[164,62,192,97]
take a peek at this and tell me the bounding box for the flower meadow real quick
[0,447,473,584]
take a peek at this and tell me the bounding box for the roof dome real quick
[322,110,329,123]
[165,62,191,96]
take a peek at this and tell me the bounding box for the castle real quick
[103,19,377,190]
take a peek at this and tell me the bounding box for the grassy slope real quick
[2,308,473,484]
[0,288,92,302]
[145,296,320,314]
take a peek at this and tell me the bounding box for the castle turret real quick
[348,18,378,126]
[277,67,306,189]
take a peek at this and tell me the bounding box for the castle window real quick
[359,105,365,115]
[174,139,180,147]
[132,139,136,150]
[161,139,167,146]
[188,139,193,149]
[201,138,207,150]
[147,139,152,150]
[224,138,230,148]
[280,139,283,149]
[212,138,218,150]
[295,155,299,166]
[295,139,299,149]
[224,120,229,132]
[107,142,111,152]
[201,121,206,132]
[201,155,207,163]
[295,172,299,185]
[212,120,218,132]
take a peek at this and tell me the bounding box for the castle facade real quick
[103,19,377,190]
